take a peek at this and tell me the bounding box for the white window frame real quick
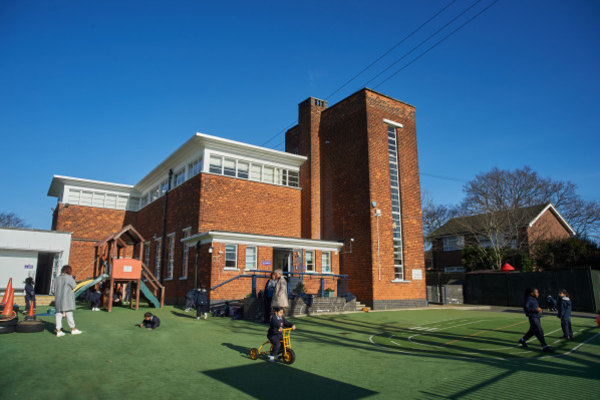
[154,237,162,279]
[245,246,257,270]
[165,233,175,280]
[305,250,315,272]
[180,227,191,279]
[224,244,238,270]
[174,169,185,187]
[143,241,151,268]
[443,235,465,251]
[321,251,331,274]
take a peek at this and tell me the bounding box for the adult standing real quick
[270,269,288,310]
[52,265,82,337]
[263,272,277,323]
[518,287,552,352]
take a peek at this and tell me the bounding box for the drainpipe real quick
[194,242,201,289]
[160,169,173,284]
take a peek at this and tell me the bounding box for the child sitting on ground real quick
[139,312,161,330]
[267,307,295,362]
[557,289,573,339]
[24,277,36,315]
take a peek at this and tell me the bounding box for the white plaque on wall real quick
[412,269,423,280]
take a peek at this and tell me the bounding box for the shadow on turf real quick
[171,311,197,319]
[202,364,377,399]
[222,342,253,359]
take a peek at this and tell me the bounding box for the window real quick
[443,236,465,251]
[237,161,249,179]
[105,194,116,209]
[154,238,162,279]
[181,228,191,279]
[174,169,185,187]
[288,170,299,187]
[305,251,314,272]
[263,166,274,183]
[388,125,404,281]
[143,241,151,268]
[322,252,331,273]
[250,164,261,181]
[209,155,223,174]
[188,158,202,178]
[225,245,237,269]
[166,233,175,280]
[245,246,257,270]
[160,180,168,195]
[223,158,236,177]
[80,191,92,206]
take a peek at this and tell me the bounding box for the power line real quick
[420,172,467,183]
[261,120,297,147]
[374,0,500,89]
[324,0,457,101]
[365,0,484,88]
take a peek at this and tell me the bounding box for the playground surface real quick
[1,305,599,399]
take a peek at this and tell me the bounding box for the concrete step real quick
[355,301,370,311]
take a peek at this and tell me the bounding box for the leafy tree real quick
[533,237,600,270]
[0,212,28,228]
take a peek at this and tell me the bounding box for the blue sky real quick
[1,0,599,229]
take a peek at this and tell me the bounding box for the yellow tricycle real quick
[249,328,296,364]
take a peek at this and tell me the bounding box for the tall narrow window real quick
[143,241,151,268]
[305,251,315,272]
[322,252,331,273]
[181,228,191,279]
[387,125,404,280]
[237,161,249,179]
[225,245,237,269]
[223,158,236,177]
[245,246,257,270]
[166,233,175,280]
[154,238,162,279]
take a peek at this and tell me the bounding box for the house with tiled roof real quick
[429,203,575,272]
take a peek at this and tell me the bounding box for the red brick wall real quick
[527,208,572,250]
[293,98,327,239]
[52,203,129,278]
[316,89,426,304]
[319,91,374,301]
[199,173,301,238]
[365,90,426,301]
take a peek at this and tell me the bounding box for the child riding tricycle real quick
[249,307,296,364]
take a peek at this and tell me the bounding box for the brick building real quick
[429,203,575,272]
[48,88,426,309]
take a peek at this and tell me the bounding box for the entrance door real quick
[273,248,293,273]
[34,252,55,294]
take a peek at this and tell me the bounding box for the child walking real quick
[557,289,573,339]
[267,307,295,362]
[52,265,82,337]
[24,277,36,315]
[139,312,160,330]
[518,288,553,353]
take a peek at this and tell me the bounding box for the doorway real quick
[273,248,293,273]
[35,252,55,294]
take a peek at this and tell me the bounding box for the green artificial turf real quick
[1,305,599,399]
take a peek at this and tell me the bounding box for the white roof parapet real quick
[182,231,343,252]
[48,175,137,198]
[134,132,307,193]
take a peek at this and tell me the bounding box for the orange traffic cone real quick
[27,301,35,318]
[1,278,13,305]
[1,288,15,318]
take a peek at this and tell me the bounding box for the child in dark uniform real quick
[139,312,160,330]
[24,277,36,314]
[267,307,295,362]
[557,289,573,339]
[518,288,554,353]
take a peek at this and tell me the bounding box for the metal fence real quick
[464,267,600,312]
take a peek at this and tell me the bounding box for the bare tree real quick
[421,191,458,242]
[457,166,600,269]
[0,212,28,228]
